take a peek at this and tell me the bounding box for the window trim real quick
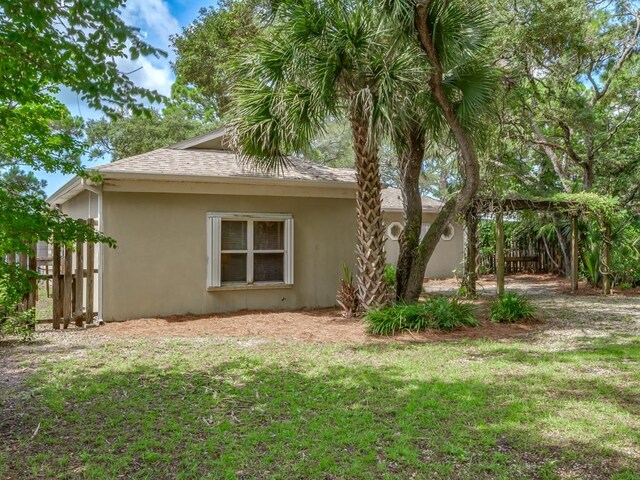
[207,212,294,289]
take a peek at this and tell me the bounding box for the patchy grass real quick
[35,282,52,321]
[1,295,640,479]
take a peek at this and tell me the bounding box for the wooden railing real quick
[49,219,97,329]
[5,218,99,329]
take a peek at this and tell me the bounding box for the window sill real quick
[207,283,293,292]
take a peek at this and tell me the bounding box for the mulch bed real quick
[95,305,542,344]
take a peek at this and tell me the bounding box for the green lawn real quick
[1,299,639,479]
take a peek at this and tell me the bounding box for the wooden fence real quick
[478,237,563,275]
[4,218,98,330]
[50,219,97,329]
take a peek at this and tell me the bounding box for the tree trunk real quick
[552,214,572,278]
[463,207,478,295]
[349,108,388,310]
[395,122,426,302]
[582,160,595,190]
[496,211,505,295]
[402,4,481,301]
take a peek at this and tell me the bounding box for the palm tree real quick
[383,0,497,301]
[229,0,422,309]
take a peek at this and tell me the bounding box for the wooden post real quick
[465,208,478,295]
[86,233,95,324]
[74,231,84,327]
[27,244,37,327]
[18,252,28,311]
[63,246,73,328]
[45,264,50,297]
[602,220,612,295]
[52,244,62,329]
[496,211,505,296]
[571,215,579,293]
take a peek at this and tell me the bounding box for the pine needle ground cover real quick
[1,296,639,480]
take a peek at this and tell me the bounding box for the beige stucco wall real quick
[59,190,99,219]
[383,211,464,279]
[101,191,357,320]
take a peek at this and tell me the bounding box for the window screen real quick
[208,214,293,288]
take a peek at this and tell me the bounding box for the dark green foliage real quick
[0,260,36,342]
[365,296,478,335]
[171,0,266,116]
[0,309,35,342]
[1,0,162,317]
[582,240,601,288]
[490,292,535,323]
[610,217,640,288]
[383,264,397,292]
[85,107,218,162]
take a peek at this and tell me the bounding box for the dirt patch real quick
[425,273,640,297]
[93,306,540,344]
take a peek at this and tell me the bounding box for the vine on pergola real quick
[463,192,620,296]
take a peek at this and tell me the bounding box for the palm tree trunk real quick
[349,109,387,309]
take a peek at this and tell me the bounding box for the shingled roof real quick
[98,148,356,184]
[381,187,444,213]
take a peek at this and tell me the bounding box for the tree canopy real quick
[0,0,169,319]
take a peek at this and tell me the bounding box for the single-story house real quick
[48,128,462,321]
[382,188,464,279]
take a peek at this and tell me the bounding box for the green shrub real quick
[490,292,535,323]
[0,309,36,342]
[383,264,396,292]
[582,240,601,287]
[364,296,477,335]
[0,262,36,342]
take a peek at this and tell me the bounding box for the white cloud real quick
[121,0,181,48]
[118,56,174,97]
[117,0,181,100]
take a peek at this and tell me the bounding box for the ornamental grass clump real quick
[490,292,535,323]
[365,296,477,335]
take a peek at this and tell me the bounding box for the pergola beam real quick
[472,196,583,214]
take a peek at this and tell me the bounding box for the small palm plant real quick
[337,264,359,318]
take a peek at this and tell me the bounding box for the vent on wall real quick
[441,223,455,241]
[386,222,403,241]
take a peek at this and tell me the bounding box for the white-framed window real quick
[207,213,294,288]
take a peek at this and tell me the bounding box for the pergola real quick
[463,195,614,296]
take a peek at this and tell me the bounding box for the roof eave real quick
[100,171,357,190]
[169,126,228,150]
[46,176,84,205]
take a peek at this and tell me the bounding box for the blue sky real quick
[41,0,215,197]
